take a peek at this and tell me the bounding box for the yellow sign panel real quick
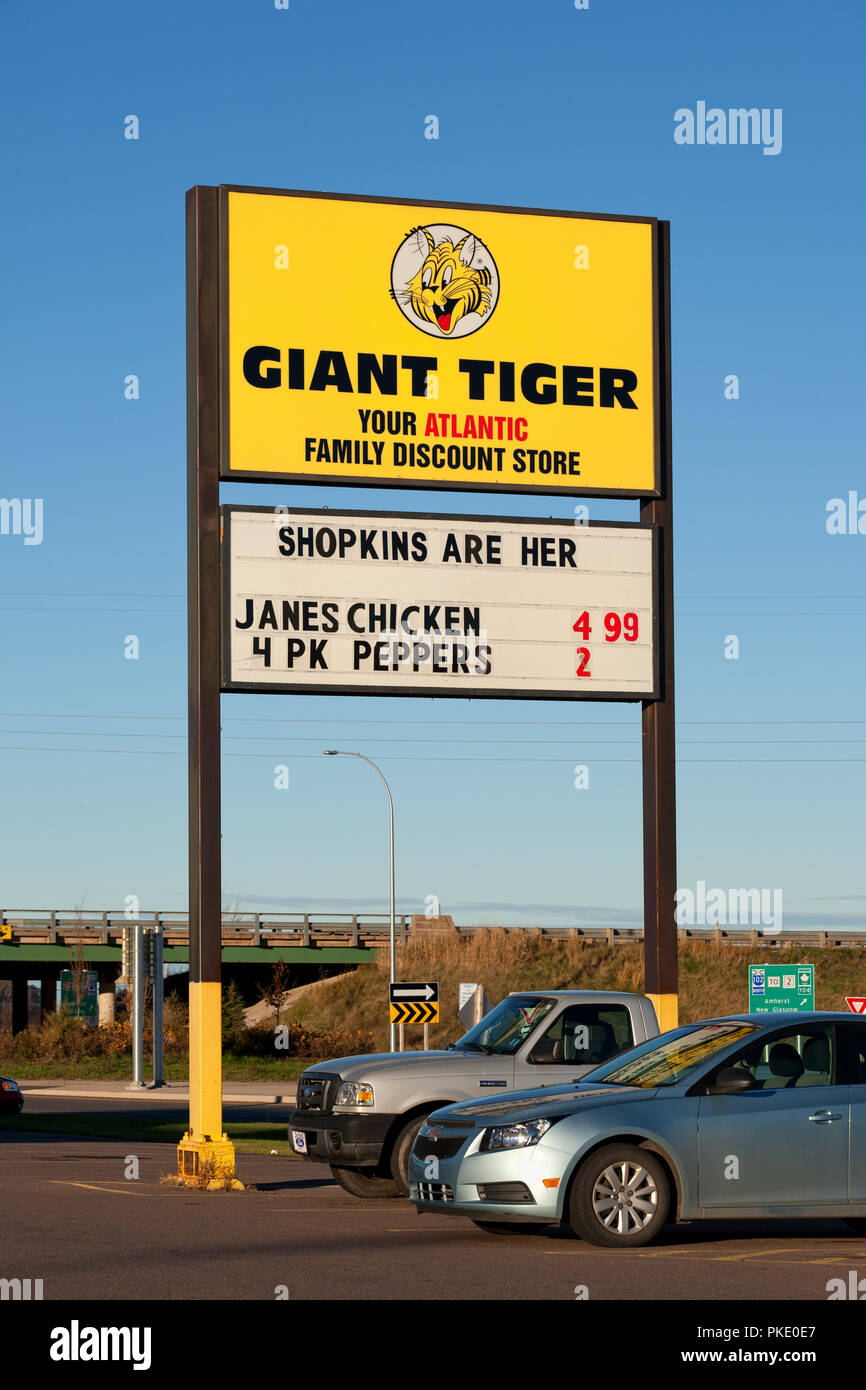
[390,1001,439,1025]
[220,188,660,497]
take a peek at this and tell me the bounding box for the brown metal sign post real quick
[641,221,678,1032]
[178,185,239,1183]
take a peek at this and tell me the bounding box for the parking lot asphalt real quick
[3,1128,866,1301]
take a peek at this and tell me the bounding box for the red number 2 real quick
[576,647,591,677]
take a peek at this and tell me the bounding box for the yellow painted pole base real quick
[647,993,679,1033]
[188,981,224,1141]
[177,1133,242,1189]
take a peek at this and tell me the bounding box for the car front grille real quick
[295,1072,339,1113]
[413,1135,466,1160]
[417,1181,455,1202]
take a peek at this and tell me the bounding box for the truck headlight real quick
[480,1117,552,1152]
[334,1081,375,1108]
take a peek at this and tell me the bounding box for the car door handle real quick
[808,1110,842,1123]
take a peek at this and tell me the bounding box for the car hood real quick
[428,1082,658,1125]
[300,1049,503,1080]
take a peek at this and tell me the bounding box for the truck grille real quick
[295,1072,340,1113]
[417,1181,455,1202]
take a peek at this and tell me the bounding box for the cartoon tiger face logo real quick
[390,224,500,339]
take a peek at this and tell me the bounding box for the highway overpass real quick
[2,909,863,1033]
[3,909,862,957]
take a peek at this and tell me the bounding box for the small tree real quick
[222,895,246,924]
[67,896,91,1021]
[221,980,248,1052]
[256,960,293,1032]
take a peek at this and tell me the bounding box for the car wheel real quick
[568,1144,670,1248]
[329,1165,401,1198]
[471,1220,548,1235]
[390,1115,429,1195]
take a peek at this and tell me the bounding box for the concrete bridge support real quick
[11,970,30,1033]
[98,966,117,1026]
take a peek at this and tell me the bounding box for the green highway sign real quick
[60,969,98,1026]
[749,963,814,1014]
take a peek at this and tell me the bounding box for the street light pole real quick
[324,751,398,1051]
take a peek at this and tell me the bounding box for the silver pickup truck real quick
[288,990,659,1196]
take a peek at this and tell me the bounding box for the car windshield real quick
[582,1022,760,1088]
[456,995,557,1055]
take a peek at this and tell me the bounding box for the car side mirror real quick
[706,1067,757,1095]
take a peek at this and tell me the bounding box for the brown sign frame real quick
[185,186,678,1170]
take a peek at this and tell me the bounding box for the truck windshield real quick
[456,996,556,1055]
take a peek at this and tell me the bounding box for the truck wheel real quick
[568,1144,669,1248]
[330,1165,400,1198]
[471,1221,548,1236]
[390,1115,429,1194]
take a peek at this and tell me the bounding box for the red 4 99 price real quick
[572,610,639,677]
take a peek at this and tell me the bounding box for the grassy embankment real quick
[4,931,865,1078]
[287,931,866,1051]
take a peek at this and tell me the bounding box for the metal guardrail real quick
[0,910,412,948]
[1,910,865,949]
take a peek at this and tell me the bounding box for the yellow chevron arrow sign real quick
[389,1000,439,1025]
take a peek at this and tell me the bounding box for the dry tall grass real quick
[289,930,866,1052]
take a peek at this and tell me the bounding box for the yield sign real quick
[845,998,866,1014]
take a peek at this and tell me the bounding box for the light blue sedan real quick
[409,1012,866,1246]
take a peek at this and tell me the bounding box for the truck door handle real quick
[808,1110,842,1123]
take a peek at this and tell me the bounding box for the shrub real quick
[0,1001,373,1064]
[221,981,248,1052]
[236,1020,375,1060]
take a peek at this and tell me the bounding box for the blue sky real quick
[0,0,863,931]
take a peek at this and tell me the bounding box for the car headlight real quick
[1,1081,19,1092]
[334,1081,375,1108]
[480,1117,552,1152]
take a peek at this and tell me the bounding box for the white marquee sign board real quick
[221,507,658,701]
